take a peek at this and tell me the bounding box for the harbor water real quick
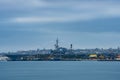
[0,61,120,80]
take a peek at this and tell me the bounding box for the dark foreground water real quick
[0,61,120,80]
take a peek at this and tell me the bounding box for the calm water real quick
[0,61,120,80]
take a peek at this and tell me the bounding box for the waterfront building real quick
[89,54,97,60]
[116,55,120,60]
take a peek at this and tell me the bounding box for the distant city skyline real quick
[0,0,120,52]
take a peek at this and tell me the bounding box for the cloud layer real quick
[0,0,120,52]
[1,0,120,23]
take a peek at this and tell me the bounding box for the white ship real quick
[0,55,9,61]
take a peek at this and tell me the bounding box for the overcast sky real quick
[0,0,120,52]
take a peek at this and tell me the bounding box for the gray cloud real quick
[0,0,120,51]
[0,0,120,23]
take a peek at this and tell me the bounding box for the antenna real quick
[70,44,73,50]
[55,38,59,49]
